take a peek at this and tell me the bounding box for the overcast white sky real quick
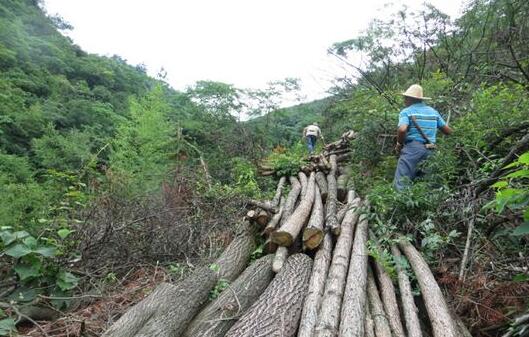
[44,0,466,102]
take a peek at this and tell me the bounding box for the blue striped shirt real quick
[398,102,446,144]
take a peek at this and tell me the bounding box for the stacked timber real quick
[103,130,470,337]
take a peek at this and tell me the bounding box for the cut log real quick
[337,174,349,202]
[390,244,423,337]
[271,176,286,207]
[103,225,255,337]
[246,200,278,214]
[281,176,302,227]
[365,306,376,337]
[325,155,340,235]
[272,246,288,273]
[339,210,369,337]
[314,192,358,337]
[302,185,324,250]
[272,173,316,247]
[255,210,270,227]
[336,153,351,163]
[225,254,313,337]
[315,171,328,201]
[367,268,392,337]
[399,240,459,337]
[263,197,285,235]
[298,171,308,198]
[182,255,275,337]
[298,232,332,337]
[373,258,406,337]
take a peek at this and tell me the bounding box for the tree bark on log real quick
[271,176,286,206]
[303,185,324,250]
[367,268,392,337]
[373,258,406,337]
[390,244,423,337]
[225,254,313,337]
[325,155,340,235]
[182,255,275,337]
[298,232,333,337]
[263,198,284,235]
[336,174,349,202]
[315,171,328,201]
[103,226,255,337]
[272,246,288,273]
[365,306,376,337]
[272,173,316,247]
[314,192,358,337]
[246,200,278,214]
[399,240,459,337]
[339,210,369,337]
[298,172,308,198]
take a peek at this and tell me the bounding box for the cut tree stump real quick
[399,240,459,337]
[390,244,423,337]
[325,155,340,235]
[314,191,358,337]
[298,232,333,337]
[339,209,369,337]
[367,268,392,337]
[102,224,255,337]
[272,173,316,247]
[225,254,313,337]
[302,185,324,250]
[182,255,275,337]
[315,171,328,201]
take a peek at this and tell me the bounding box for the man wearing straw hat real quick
[394,84,453,191]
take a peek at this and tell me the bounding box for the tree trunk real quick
[399,240,459,337]
[315,171,328,201]
[225,254,313,337]
[339,211,369,337]
[272,246,289,273]
[103,226,255,337]
[336,174,348,202]
[281,176,302,227]
[325,155,339,235]
[303,185,324,250]
[367,268,392,337]
[298,172,308,198]
[314,192,358,337]
[183,255,275,337]
[390,244,423,337]
[272,173,316,246]
[373,258,406,337]
[298,232,333,337]
[271,176,287,207]
[247,200,278,214]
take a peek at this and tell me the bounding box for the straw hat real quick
[402,84,431,100]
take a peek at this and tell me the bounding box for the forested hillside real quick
[0,0,528,336]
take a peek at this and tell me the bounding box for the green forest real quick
[0,0,528,336]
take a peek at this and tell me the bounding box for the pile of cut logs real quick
[102,131,471,337]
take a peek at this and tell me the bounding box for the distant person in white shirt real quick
[303,122,322,153]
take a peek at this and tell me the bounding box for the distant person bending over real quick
[303,122,322,154]
[394,84,453,191]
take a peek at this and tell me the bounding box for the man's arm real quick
[439,125,453,135]
[395,125,407,153]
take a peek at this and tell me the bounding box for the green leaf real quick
[518,152,529,165]
[209,263,220,272]
[57,228,72,239]
[33,245,57,257]
[4,244,32,258]
[0,231,15,246]
[524,208,529,222]
[56,271,79,291]
[12,231,30,240]
[513,273,529,282]
[491,181,508,189]
[22,236,38,249]
[512,222,529,236]
[0,318,16,335]
[14,263,41,281]
[505,169,529,179]
[8,287,38,303]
